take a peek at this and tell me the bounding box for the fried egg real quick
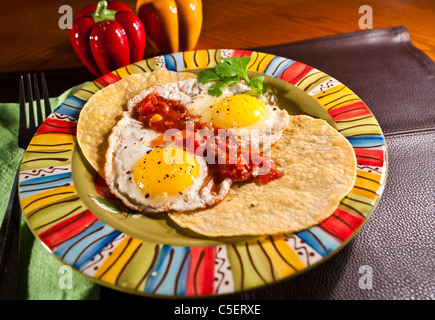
[104,114,232,213]
[186,86,289,149]
[106,77,289,214]
[127,78,290,149]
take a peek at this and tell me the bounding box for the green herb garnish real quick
[198,57,267,101]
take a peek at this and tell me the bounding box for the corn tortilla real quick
[168,115,357,237]
[77,70,197,178]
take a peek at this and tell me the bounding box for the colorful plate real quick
[18,49,387,298]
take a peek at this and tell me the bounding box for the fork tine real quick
[32,74,44,127]
[40,72,51,119]
[26,74,35,130]
[18,75,26,131]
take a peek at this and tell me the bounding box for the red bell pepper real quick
[69,1,146,77]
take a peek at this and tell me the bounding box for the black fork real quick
[0,73,51,300]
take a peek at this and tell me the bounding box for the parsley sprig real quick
[198,57,267,101]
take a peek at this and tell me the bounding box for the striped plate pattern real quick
[18,49,387,297]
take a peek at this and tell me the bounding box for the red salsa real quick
[134,93,283,184]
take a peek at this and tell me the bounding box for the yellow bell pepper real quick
[136,0,202,54]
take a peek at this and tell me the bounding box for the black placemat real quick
[246,26,435,300]
[253,26,435,135]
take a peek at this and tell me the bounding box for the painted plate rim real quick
[18,49,388,298]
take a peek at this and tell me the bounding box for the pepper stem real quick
[90,1,117,23]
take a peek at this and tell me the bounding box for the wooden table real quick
[0,0,434,73]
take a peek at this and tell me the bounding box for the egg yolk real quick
[208,94,266,128]
[133,146,199,198]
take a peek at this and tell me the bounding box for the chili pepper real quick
[136,0,202,54]
[69,1,146,77]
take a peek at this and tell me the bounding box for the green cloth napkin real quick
[0,82,100,300]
